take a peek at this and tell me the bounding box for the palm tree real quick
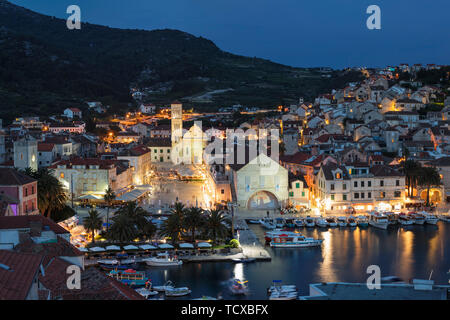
[204,209,229,245]
[159,202,186,244]
[417,166,442,206]
[183,207,205,242]
[103,187,116,232]
[401,160,421,197]
[83,209,103,244]
[23,168,68,218]
[108,214,138,243]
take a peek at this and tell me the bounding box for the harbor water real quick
[141,222,450,300]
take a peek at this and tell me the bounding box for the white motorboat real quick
[260,218,276,230]
[294,219,305,227]
[270,234,323,248]
[143,252,182,266]
[135,288,159,299]
[337,216,347,227]
[326,217,337,227]
[421,212,439,225]
[269,290,298,300]
[412,212,426,225]
[315,218,328,228]
[398,213,414,226]
[438,214,450,222]
[153,281,175,292]
[165,287,191,297]
[347,216,357,227]
[368,212,389,229]
[305,216,315,228]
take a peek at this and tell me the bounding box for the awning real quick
[78,194,102,200]
[78,247,89,252]
[123,245,139,250]
[197,242,212,248]
[159,243,174,249]
[116,189,147,201]
[106,245,121,251]
[179,243,194,249]
[139,244,157,250]
[89,247,106,252]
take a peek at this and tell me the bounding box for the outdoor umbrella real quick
[123,245,139,250]
[78,247,89,252]
[139,244,157,250]
[89,247,106,252]
[197,242,212,248]
[179,243,194,249]
[159,243,174,249]
[106,245,121,251]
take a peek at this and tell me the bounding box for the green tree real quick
[108,214,138,243]
[103,187,116,232]
[417,167,442,206]
[23,168,68,218]
[204,209,229,245]
[160,202,186,244]
[83,209,103,244]
[183,207,205,242]
[109,201,154,241]
[401,160,421,197]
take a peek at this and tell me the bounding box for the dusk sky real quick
[10,0,450,68]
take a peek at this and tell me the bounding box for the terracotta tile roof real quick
[0,250,42,300]
[0,168,36,186]
[0,215,69,235]
[280,152,311,164]
[38,143,55,152]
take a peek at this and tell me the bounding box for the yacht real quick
[368,212,389,229]
[264,230,302,243]
[270,234,323,248]
[337,216,347,227]
[326,217,337,227]
[305,216,315,228]
[398,213,414,226]
[315,218,328,228]
[143,252,182,266]
[356,215,369,227]
[347,216,357,227]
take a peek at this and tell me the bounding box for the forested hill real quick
[0,0,362,123]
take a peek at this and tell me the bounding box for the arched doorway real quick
[420,189,442,203]
[247,190,279,210]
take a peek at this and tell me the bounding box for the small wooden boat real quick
[326,217,337,227]
[153,280,175,292]
[165,287,191,297]
[337,216,347,227]
[294,219,305,227]
[284,219,296,228]
[347,216,357,227]
[305,216,315,228]
[135,288,159,299]
[229,279,249,295]
[356,215,369,227]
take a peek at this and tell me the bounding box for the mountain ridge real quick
[0,0,362,123]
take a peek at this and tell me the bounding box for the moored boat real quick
[398,213,414,226]
[264,229,301,243]
[284,219,296,228]
[135,288,159,299]
[438,214,450,222]
[294,219,305,227]
[143,252,182,266]
[421,211,439,225]
[412,212,426,225]
[315,218,328,228]
[275,218,285,228]
[305,216,315,228]
[260,218,276,230]
[326,217,337,227]
[108,269,149,287]
[356,215,369,227]
[368,212,389,229]
[337,216,347,227]
[270,234,323,248]
[165,287,191,297]
[153,280,175,292]
[347,216,357,227]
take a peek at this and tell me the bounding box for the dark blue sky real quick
[10,0,450,68]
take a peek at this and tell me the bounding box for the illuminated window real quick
[60,173,65,179]
[335,172,341,179]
